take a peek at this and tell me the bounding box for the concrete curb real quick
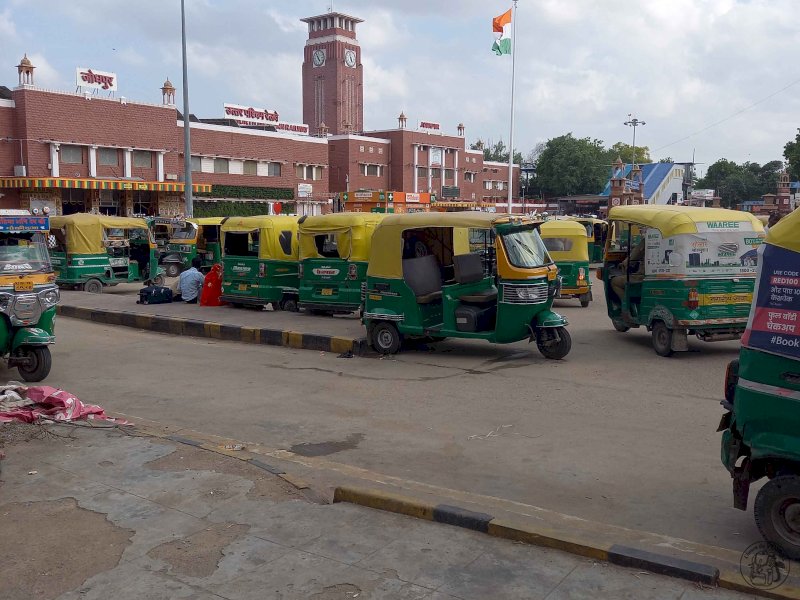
[57,304,368,355]
[333,485,800,598]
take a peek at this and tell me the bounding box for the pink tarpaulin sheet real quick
[0,386,127,424]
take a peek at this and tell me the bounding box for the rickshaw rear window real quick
[224,231,259,256]
[501,228,552,268]
[314,234,341,259]
[543,237,574,252]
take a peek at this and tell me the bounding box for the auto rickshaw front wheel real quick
[754,475,800,560]
[369,322,402,355]
[15,346,52,382]
[536,327,571,360]
[651,321,674,357]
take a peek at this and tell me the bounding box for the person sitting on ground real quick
[610,238,645,304]
[175,257,205,304]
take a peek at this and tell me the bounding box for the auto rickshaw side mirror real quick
[595,267,604,280]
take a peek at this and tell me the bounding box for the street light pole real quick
[623,115,646,176]
[181,0,193,217]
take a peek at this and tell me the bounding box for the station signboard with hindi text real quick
[76,68,117,92]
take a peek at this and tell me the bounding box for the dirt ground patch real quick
[145,444,306,502]
[0,421,75,448]
[0,497,132,600]
[147,521,250,578]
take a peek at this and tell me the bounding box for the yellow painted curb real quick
[488,517,611,561]
[333,486,436,521]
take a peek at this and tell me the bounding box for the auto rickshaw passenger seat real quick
[402,255,443,304]
[453,253,497,304]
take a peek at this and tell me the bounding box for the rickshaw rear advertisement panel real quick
[643,229,764,278]
[742,244,800,359]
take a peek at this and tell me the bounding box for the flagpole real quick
[506,0,518,213]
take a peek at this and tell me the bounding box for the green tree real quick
[696,158,783,209]
[535,133,609,196]
[607,142,651,165]
[784,128,800,180]
[658,156,674,163]
[474,139,523,165]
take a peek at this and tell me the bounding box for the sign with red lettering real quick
[223,103,309,135]
[419,121,441,132]
[742,245,800,359]
[76,68,117,91]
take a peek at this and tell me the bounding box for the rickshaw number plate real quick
[238,284,248,291]
[14,281,33,292]
[321,288,333,296]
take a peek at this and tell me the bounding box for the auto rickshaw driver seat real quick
[453,253,497,304]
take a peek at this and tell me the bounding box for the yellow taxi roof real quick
[540,220,588,237]
[767,210,800,253]
[220,215,299,260]
[50,213,149,254]
[297,212,385,233]
[608,205,764,237]
[190,217,226,226]
[298,213,386,261]
[220,215,298,232]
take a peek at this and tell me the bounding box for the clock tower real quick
[301,12,364,136]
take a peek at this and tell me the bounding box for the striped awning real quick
[0,177,211,194]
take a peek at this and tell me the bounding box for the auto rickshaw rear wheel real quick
[16,346,52,382]
[754,475,800,560]
[83,279,103,294]
[370,322,401,355]
[651,321,674,357]
[279,297,299,312]
[536,327,571,360]
[152,274,165,287]
[579,293,591,308]
[165,263,181,278]
[612,319,630,332]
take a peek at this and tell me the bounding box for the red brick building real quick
[0,10,519,216]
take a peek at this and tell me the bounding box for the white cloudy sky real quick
[2,0,799,173]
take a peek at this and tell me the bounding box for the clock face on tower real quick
[344,49,356,68]
[312,49,326,67]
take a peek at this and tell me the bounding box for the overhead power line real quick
[652,76,800,153]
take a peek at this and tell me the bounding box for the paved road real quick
[41,288,758,554]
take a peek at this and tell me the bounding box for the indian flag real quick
[492,8,512,55]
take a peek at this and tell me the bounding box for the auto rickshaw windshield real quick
[500,227,552,268]
[171,223,197,240]
[0,232,52,273]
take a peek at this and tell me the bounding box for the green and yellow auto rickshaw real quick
[571,217,608,263]
[600,205,765,356]
[160,217,225,277]
[220,215,300,310]
[362,212,571,358]
[0,212,59,381]
[719,209,800,558]
[540,220,592,307]
[50,213,165,293]
[297,213,384,314]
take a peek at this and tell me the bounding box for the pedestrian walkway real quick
[0,423,757,600]
[58,285,367,354]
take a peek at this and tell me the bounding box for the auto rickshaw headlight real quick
[39,288,60,308]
